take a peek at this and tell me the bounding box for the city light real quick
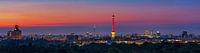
[0,0,200,53]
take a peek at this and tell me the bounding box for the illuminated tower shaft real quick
[111,14,116,39]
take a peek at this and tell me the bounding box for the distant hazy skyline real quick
[0,0,200,35]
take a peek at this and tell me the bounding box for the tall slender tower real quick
[111,14,116,39]
[93,24,96,36]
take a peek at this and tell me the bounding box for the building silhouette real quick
[144,30,154,38]
[67,33,79,43]
[182,31,188,38]
[7,25,22,40]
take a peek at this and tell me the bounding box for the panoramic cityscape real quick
[0,0,200,53]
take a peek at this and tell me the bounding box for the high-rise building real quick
[155,31,161,38]
[111,14,116,39]
[144,30,153,36]
[156,31,160,36]
[144,30,154,38]
[182,31,188,38]
[7,25,22,40]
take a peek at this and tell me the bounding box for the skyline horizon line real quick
[0,24,199,35]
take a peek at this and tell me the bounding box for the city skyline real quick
[1,0,200,53]
[0,0,200,35]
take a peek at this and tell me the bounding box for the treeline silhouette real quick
[0,42,199,53]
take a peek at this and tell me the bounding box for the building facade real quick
[7,25,22,40]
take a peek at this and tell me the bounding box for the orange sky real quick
[0,0,200,27]
[0,3,113,27]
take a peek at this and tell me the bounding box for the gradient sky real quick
[0,0,200,35]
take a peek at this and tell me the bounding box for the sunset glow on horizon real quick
[0,0,200,27]
[0,0,200,34]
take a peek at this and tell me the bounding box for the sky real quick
[0,0,200,35]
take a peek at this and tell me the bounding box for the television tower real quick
[111,14,116,39]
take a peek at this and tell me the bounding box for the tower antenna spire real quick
[111,13,116,40]
[93,24,96,36]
